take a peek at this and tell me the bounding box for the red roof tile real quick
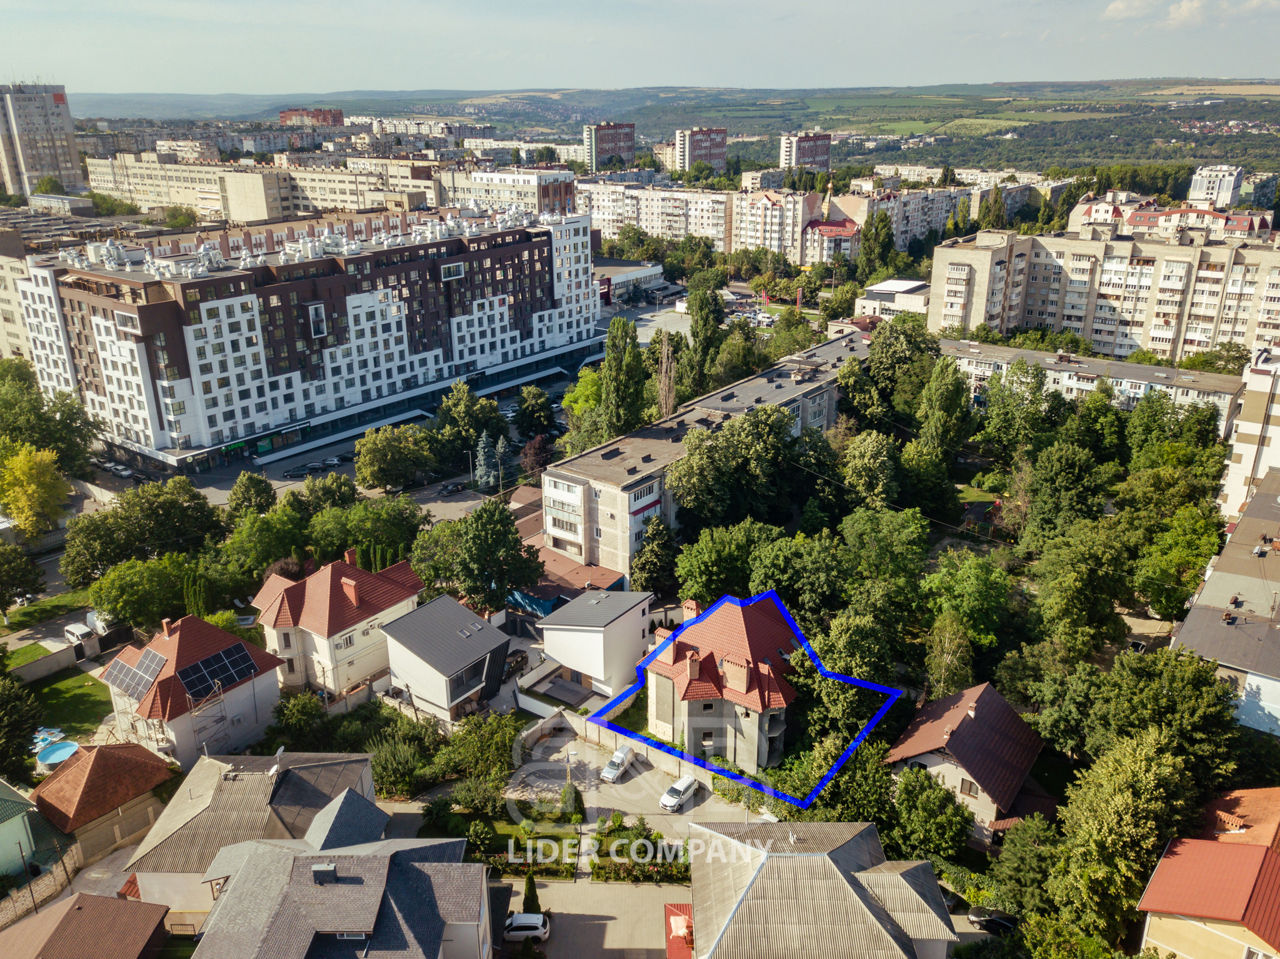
[0,892,167,959]
[647,595,799,713]
[1140,838,1280,950]
[110,616,284,722]
[887,683,1041,813]
[32,744,172,834]
[252,551,422,638]
[665,903,694,959]
[1202,788,1280,849]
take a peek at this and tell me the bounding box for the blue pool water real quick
[37,741,78,765]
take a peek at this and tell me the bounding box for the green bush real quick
[467,819,496,851]
[522,870,542,914]
[421,797,452,830]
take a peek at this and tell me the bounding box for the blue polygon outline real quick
[588,590,903,809]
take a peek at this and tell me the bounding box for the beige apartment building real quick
[576,180,734,251]
[927,228,1280,362]
[1221,347,1280,516]
[0,83,85,196]
[0,229,31,359]
[541,334,865,575]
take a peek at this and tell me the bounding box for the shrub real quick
[421,797,452,830]
[467,819,496,852]
[370,729,425,798]
[522,870,542,914]
[452,775,505,817]
[559,781,582,821]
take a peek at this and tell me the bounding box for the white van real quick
[64,623,99,660]
[600,745,635,784]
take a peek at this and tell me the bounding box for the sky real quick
[4,0,1280,94]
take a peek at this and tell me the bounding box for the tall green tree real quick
[226,471,277,519]
[990,813,1061,916]
[453,499,543,613]
[687,289,725,393]
[925,610,976,699]
[629,517,678,598]
[514,385,556,439]
[888,767,975,860]
[598,316,646,437]
[915,356,971,456]
[675,518,784,606]
[976,359,1057,468]
[1018,442,1108,553]
[0,544,42,625]
[435,381,507,472]
[0,675,41,784]
[0,444,69,537]
[1048,729,1195,943]
[748,529,852,636]
[841,430,900,510]
[923,550,1013,648]
[88,552,194,632]
[1134,504,1222,620]
[354,424,436,489]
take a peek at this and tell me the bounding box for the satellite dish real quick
[267,764,279,777]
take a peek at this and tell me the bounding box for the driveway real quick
[3,609,90,654]
[49,843,138,904]
[510,876,680,959]
[515,731,752,840]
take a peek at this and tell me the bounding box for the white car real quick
[660,774,699,812]
[322,456,341,467]
[600,745,634,784]
[504,913,550,943]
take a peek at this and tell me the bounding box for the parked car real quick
[304,462,324,473]
[338,451,356,462]
[113,468,134,479]
[384,484,405,496]
[282,466,309,479]
[503,649,528,682]
[660,774,699,812]
[441,481,465,496]
[600,745,635,784]
[322,456,341,467]
[503,913,550,943]
[968,907,1017,937]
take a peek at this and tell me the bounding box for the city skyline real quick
[7,0,1280,95]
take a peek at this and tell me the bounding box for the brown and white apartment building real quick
[19,210,602,468]
[583,122,636,173]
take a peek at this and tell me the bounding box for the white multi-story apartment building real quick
[801,218,860,265]
[462,137,589,164]
[154,139,220,163]
[779,132,831,172]
[0,83,84,196]
[1222,347,1280,516]
[927,228,1280,363]
[855,278,931,319]
[1070,191,1272,242]
[1189,165,1244,208]
[731,190,823,265]
[576,181,733,251]
[832,188,966,251]
[20,211,603,469]
[541,335,865,575]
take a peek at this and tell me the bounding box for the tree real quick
[354,424,435,489]
[629,517,678,598]
[598,316,646,437]
[514,386,555,440]
[223,505,308,578]
[1049,730,1195,943]
[657,330,678,418]
[976,359,1056,468]
[667,405,799,532]
[88,553,193,632]
[309,496,427,565]
[925,610,975,699]
[454,499,543,613]
[865,314,939,424]
[922,550,1013,648]
[33,175,66,196]
[522,870,542,915]
[474,433,498,490]
[990,813,1060,916]
[1178,342,1250,375]
[0,676,41,784]
[748,530,852,637]
[562,367,602,419]
[226,471,277,519]
[1134,504,1221,619]
[519,434,554,478]
[271,692,327,751]
[0,544,43,625]
[0,445,69,537]
[299,472,359,516]
[675,519,784,606]
[915,356,971,455]
[838,507,930,616]
[410,520,466,599]
[1018,442,1108,553]
[841,430,900,510]
[60,477,224,588]
[977,185,1008,230]
[805,736,896,824]
[888,767,974,860]
[687,289,725,392]
[435,381,507,472]
[801,609,895,737]
[0,361,98,476]
[898,439,959,521]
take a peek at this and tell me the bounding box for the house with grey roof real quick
[537,589,652,698]
[193,830,506,959]
[121,752,374,933]
[681,821,957,959]
[383,595,510,723]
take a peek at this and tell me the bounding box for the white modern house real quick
[253,549,422,697]
[100,616,283,770]
[383,596,510,722]
[537,590,653,697]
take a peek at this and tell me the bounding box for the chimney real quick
[966,702,976,720]
[722,656,749,693]
[160,618,173,636]
[311,863,338,885]
[344,547,358,566]
[341,576,360,607]
[684,650,700,680]
[682,598,702,620]
[655,634,676,663]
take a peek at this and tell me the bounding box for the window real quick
[281,632,292,650]
[702,702,714,712]
[631,482,656,502]
[701,731,714,746]
[908,761,927,772]
[960,778,979,798]
[285,659,295,675]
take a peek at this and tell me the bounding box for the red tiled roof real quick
[887,683,1041,813]
[111,616,284,722]
[252,550,422,638]
[32,744,172,834]
[1140,839,1280,950]
[665,903,694,959]
[118,873,139,900]
[1201,788,1280,849]
[646,595,799,713]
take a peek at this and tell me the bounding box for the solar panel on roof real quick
[136,648,166,682]
[175,642,259,702]
[102,658,153,701]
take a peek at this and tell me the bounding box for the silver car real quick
[660,774,698,812]
[600,745,634,784]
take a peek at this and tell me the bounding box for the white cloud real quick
[1102,0,1161,19]
[1167,0,1206,23]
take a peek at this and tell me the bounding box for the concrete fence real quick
[559,709,719,794]
[10,645,76,684]
[0,844,82,931]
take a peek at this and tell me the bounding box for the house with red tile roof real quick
[32,744,173,864]
[1139,787,1280,959]
[102,616,283,770]
[646,594,799,774]
[1139,839,1280,959]
[887,683,1048,845]
[252,548,422,697]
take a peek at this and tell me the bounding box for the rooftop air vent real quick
[312,863,338,885]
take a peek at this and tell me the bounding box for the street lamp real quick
[466,450,474,483]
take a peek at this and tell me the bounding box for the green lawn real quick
[958,485,997,504]
[0,589,92,638]
[156,937,198,959]
[610,689,647,734]
[26,667,113,740]
[3,642,53,671]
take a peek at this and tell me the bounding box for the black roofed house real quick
[120,752,375,934]
[382,595,510,722]
[677,821,957,959]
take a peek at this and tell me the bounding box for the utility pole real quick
[16,842,36,913]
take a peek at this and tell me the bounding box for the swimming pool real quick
[37,741,79,766]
